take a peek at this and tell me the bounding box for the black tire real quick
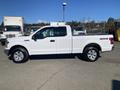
[11,47,29,63]
[83,47,99,62]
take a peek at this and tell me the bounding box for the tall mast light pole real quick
[62,2,67,22]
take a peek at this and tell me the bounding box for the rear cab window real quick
[54,27,67,37]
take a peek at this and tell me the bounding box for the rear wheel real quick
[11,47,29,63]
[83,47,99,62]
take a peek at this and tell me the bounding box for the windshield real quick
[4,26,21,31]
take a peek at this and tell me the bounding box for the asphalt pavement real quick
[0,42,120,90]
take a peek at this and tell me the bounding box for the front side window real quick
[33,27,54,39]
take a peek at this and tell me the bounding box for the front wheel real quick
[11,48,29,63]
[83,47,100,62]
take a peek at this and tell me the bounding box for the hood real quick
[7,36,30,42]
[3,31,23,38]
[3,31,21,35]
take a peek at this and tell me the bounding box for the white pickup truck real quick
[4,25,114,63]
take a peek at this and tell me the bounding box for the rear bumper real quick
[112,45,114,50]
[111,44,114,51]
[111,46,114,52]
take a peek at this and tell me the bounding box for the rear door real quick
[54,27,72,54]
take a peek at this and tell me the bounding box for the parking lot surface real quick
[0,42,120,90]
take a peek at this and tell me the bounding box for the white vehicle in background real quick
[0,16,23,45]
[72,26,87,35]
[4,24,114,63]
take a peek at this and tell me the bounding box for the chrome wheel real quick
[13,51,24,62]
[87,49,97,61]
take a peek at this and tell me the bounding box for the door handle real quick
[50,40,55,42]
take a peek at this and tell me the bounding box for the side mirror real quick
[32,35,37,41]
[32,34,45,41]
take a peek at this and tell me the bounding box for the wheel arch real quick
[83,43,102,53]
[9,45,29,55]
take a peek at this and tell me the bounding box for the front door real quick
[30,27,57,55]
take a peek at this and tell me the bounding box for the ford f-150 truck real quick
[4,25,114,63]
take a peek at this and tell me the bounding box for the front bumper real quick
[0,38,6,42]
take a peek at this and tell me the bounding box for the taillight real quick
[109,37,114,44]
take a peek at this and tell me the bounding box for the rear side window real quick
[54,27,67,37]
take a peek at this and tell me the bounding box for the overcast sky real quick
[0,0,120,23]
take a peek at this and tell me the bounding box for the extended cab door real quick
[54,26,72,54]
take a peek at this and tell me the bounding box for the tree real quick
[106,17,115,33]
[107,17,114,23]
[66,21,82,27]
